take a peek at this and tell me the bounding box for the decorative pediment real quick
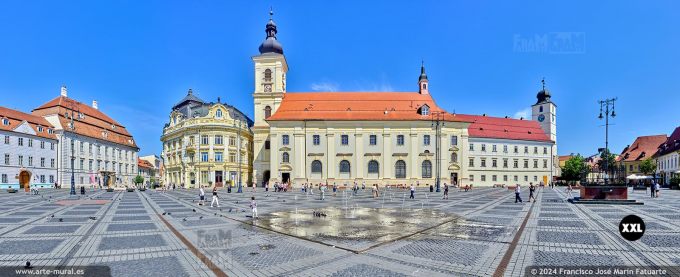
[279,146,292,151]
[336,153,353,157]
[279,164,292,172]
[419,151,434,157]
[307,153,324,156]
[393,153,408,157]
[449,146,459,152]
[364,153,382,156]
[448,163,460,170]
[13,121,36,135]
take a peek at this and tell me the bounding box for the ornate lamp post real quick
[64,100,79,196]
[598,97,617,185]
[237,118,243,193]
[431,111,446,192]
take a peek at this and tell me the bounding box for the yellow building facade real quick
[161,89,253,188]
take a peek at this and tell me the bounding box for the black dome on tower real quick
[536,78,552,105]
[258,9,284,55]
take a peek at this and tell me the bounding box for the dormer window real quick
[37,126,43,132]
[420,104,430,116]
[1,118,9,126]
[216,109,222,118]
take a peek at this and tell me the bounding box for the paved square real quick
[1,187,679,276]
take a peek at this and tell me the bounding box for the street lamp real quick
[64,100,79,196]
[236,118,243,193]
[430,111,446,192]
[598,97,617,185]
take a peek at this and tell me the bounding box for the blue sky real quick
[1,1,679,157]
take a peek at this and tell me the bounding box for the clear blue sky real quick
[1,1,679,157]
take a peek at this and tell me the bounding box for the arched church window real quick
[311,160,322,173]
[264,69,272,82]
[265,106,272,118]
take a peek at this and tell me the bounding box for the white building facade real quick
[655,126,680,185]
[32,87,139,188]
[0,107,58,190]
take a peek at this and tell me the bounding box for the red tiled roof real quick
[138,158,154,169]
[266,92,552,142]
[0,106,57,140]
[266,92,471,122]
[619,135,667,162]
[32,96,138,149]
[454,114,552,142]
[656,126,680,157]
[559,155,575,162]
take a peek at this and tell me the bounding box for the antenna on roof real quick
[541,77,546,91]
[270,6,274,19]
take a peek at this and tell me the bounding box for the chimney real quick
[92,100,98,110]
[60,85,67,97]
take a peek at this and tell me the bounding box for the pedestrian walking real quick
[320,184,326,200]
[198,186,205,206]
[528,183,536,202]
[515,184,523,203]
[333,183,337,197]
[250,196,258,219]
[566,183,574,199]
[651,181,657,198]
[655,182,661,198]
[210,186,220,207]
[443,183,449,200]
[410,184,415,199]
[362,181,366,190]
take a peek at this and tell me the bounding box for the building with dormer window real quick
[161,89,253,188]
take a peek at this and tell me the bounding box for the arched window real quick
[264,69,272,82]
[422,160,432,178]
[451,152,458,163]
[282,152,289,163]
[264,106,272,118]
[395,160,406,179]
[311,160,322,173]
[339,160,351,173]
[215,109,222,118]
[368,160,379,174]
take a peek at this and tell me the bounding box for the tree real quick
[134,175,144,185]
[562,155,588,183]
[596,149,618,175]
[638,159,657,177]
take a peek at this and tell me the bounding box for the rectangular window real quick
[543,147,548,154]
[229,152,236,163]
[201,171,209,183]
[40,141,45,149]
[423,135,430,146]
[49,175,54,183]
[89,160,93,171]
[514,175,518,182]
[265,140,270,150]
[341,135,349,145]
[513,159,518,168]
[481,158,486,167]
[524,175,528,182]
[469,175,474,182]
[492,175,497,182]
[534,176,538,182]
[481,175,486,182]
[524,159,529,168]
[313,135,321,145]
[503,158,508,168]
[40,158,45,167]
[215,152,223,162]
[469,158,474,167]
[1,174,6,183]
[533,160,538,168]
[369,135,377,146]
[18,137,23,146]
[4,154,8,165]
[524,146,529,154]
[51,143,54,150]
[28,139,33,147]
[201,152,209,162]
[503,175,508,182]
[201,135,209,145]
[80,159,84,170]
[214,135,223,145]
[492,145,497,152]
[282,135,289,145]
[451,136,458,146]
[470,143,474,151]
[534,147,538,154]
[481,144,486,152]
[28,156,33,166]
[51,159,55,168]
[397,135,405,146]
[229,136,236,146]
[3,136,8,144]
[503,145,508,153]
[492,159,497,168]
[40,175,45,183]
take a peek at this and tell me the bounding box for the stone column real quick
[382,133,392,180]
[355,133,364,179]
[410,133,418,180]
[270,133,279,183]
[294,133,305,180]
[327,133,336,179]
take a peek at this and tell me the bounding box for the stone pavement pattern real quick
[0,185,678,276]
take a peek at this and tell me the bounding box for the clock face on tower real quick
[264,84,272,92]
[537,114,545,122]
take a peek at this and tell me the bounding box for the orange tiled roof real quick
[454,114,552,142]
[0,106,57,140]
[267,92,552,142]
[266,92,471,122]
[32,96,138,149]
[619,135,667,162]
[559,155,575,162]
[138,158,154,169]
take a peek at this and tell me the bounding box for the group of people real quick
[514,183,538,203]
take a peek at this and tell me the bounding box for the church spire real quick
[418,61,429,94]
[418,60,428,82]
[258,8,284,54]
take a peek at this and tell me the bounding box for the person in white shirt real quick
[515,184,523,203]
[250,196,258,219]
[410,184,415,199]
[198,186,205,206]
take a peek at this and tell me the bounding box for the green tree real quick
[596,149,618,175]
[134,175,144,185]
[638,159,657,177]
[562,155,588,182]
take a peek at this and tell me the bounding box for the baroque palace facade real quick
[161,90,253,188]
[252,14,558,187]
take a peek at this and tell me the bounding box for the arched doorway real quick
[19,170,31,192]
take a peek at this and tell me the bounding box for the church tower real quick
[531,78,556,142]
[253,9,288,186]
[418,62,429,94]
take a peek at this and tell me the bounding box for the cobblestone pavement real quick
[1,186,679,276]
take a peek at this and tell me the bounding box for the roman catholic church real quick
[252,12,558,188]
